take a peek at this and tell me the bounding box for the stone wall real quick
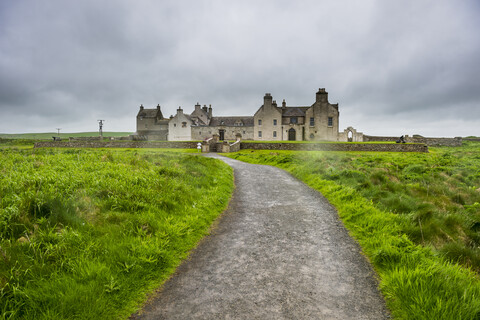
[34,140,428,152]
[69,136,102,141]
[407,136,462,147]
[34,141,198,149]
[240,142,428,153]
[362,135,398,142]
[363,135,462,147]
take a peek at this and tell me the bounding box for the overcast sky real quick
[1,0,479,137]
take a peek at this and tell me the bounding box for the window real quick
[310,117,314,126]
[273,119,277,126]
[182,122,187,128]
[258,119,262,125]
[328,117,333,127]
[273,131,277,138]
[258,131,262,138]
[174,123,176,127]
[290,117,298,124]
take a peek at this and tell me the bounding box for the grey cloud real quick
[1,0,479,136]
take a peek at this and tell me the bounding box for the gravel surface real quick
[131,154,390,319]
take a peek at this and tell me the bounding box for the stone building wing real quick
[209,116,254,127]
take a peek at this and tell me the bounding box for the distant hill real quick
[0,132,133,139]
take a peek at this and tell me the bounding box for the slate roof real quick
[282,107,309,117]
[137,109,159,118]
[137,106,165,119]
[190,115,208,126]
[208,116,254,127]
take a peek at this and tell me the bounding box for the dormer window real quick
[182,122,187,128]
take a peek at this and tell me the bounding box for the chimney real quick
[157,104,160,110]
[272,100,277,107]
[316,88,328,103]
[177,106,183,114]
[202,104,208,112]
[282,99,286,108]
[264,93,272,108]
[195,102,201,112]
[140,104,144,111]
[208,104,212,118]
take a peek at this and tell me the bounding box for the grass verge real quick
[0,147,233,319]
[225,144,480,319]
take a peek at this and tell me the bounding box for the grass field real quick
[226,141,480,319]
[3,136,480,319]
[0,147,233,319]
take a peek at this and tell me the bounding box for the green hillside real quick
[0,132,133,140]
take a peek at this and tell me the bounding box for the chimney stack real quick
[316,88,328,103]
[208,104,213,118]
[264,93,272,107]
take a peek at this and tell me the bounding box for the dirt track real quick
[131,154,390,319]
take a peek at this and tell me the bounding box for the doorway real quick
[347,130,353,142]
[219,129,225,140]
[288,128,296,141]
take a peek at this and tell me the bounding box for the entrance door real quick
[219,129,225,140]
[288,128,296,141]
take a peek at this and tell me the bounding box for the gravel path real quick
[131,154,390,319]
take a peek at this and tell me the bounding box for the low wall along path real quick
[131,154,390,319]
[35,140,429,153]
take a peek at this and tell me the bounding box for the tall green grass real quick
[226,142,480,319]
[0,148,233,319]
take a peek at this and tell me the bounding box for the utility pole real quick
[56,128,61,136]
[97,120,105,138]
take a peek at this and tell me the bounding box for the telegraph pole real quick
[97,120,105,138]
[56,128,61,136]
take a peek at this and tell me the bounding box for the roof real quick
[208,116,254,127]
[137,109,159,118]
[137,106,165,119]
[282,107,309,117]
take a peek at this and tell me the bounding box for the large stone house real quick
[135,88,363,142]
[254,88,340,141]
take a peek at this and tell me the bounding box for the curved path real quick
[131,154,390,319]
